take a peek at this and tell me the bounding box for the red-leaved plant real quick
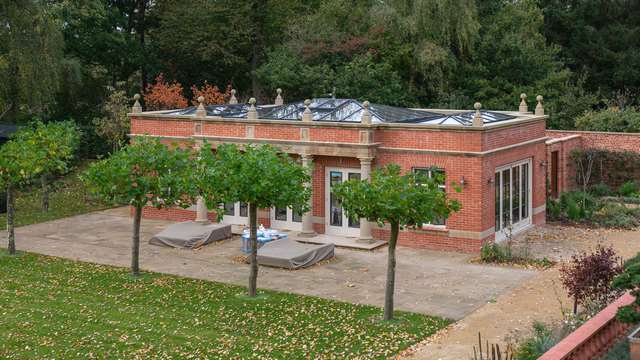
[560,245,623,314]
[191,83,231,106]
[144,73,188,111]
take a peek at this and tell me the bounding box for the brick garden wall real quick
[547,130,640,153]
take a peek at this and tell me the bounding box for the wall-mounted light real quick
[460,176,467,186]
[540,160,548,167]
[487,177,494,184]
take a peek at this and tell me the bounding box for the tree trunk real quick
[6,185,16,255]
[383,221,399,321]
[573,297,578,315]
[131,205,142,276]
[248,203,258,297]
[41,174,49,212]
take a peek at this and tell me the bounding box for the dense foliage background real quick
[2,0,640,154]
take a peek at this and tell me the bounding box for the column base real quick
[357,237,375,244]
[194,219,211,225]
[297,231,317,238]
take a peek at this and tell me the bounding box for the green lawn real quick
[0,161,110,230]
[0,251,450,359]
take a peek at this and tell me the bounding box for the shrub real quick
[589,183,612,197]
[614,253,640,324]
[596,203,640,229]
[618,181,639,197]
[557,191,600,221]
[575,108,640,133]
[480,243,508,263]
[514,322,556,360]
[560,245,623,314]
[547,198,562,220]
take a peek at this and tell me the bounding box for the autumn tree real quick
[190,83,231,106]
[215,144,311,297]
[82,137,197,276]
[144,73,188,111]
[333,164,460,320]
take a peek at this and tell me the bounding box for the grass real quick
[0,251,450,359]
[0,161,111,230]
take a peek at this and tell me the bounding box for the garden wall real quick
[538,293,635,360]
[546,130,640,153]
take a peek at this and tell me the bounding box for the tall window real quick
[413,167,446,226]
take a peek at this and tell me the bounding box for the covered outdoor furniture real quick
[149,221,232,249]
[241,228,288,253]
[257,239,335,270]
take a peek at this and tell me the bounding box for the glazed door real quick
[270,207,302,231]
[325,168,361,237]
[221,202,249,226]
[550,151,559,198]
[495,159,532,242]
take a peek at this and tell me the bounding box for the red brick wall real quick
[547,130,640,153]
[539,293,635,360]
[546,136,582,194]
[130,115,548,252]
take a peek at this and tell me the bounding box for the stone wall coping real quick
[129,112,546,133]
[546,134,582,145]
[539,292,635,360]
[547,129,640,137]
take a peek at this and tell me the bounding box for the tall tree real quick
[0,135,44,254]
[215,144,310,297]
[333,164,460,320]
[12,121,80,212]
[0,0,65,121]
[82,138,197,276]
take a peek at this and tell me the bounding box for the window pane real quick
[224,202,235,216]
[275,207,287,221]
[239,202,248,217]
[347,172,360,228]
[330,171,342,226]
[292,210,302,223]
[502,170,511,227]
[522,163,529,219]
[495,172,501,231]
[512,166,520,223]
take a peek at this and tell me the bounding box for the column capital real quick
[358,157,374,164]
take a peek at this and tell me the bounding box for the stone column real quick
[300,154,316,236]
[195,196,210,224]
[358,157,374,242]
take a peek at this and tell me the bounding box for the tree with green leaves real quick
[0,135,44,255]
[12,121,80,212]
[613,253,640,324]
[215,144,310,297]
[93,88,131,152]
[82,137,197,276]
[0,0,66,121]
[333,164,460,320]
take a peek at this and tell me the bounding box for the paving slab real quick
[0,207,536,320]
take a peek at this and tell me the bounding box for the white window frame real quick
[412,167,447,229]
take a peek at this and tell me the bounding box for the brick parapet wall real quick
[546,130,640,153]
[539,293,635,360]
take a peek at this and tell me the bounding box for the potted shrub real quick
[613,254,640,359]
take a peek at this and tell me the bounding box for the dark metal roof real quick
[0,124,20,139]
[161,98,516,126]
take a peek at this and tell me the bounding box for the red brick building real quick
[130,93,550,252]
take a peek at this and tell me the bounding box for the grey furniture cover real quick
[257,239,335,269]
[149,221,232,249]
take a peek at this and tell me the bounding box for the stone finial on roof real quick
[519,93,528,113]
[473,102,483,127]
[302,99,312,122]
[361,100,372,125]
[229,89,238,104]
[535,95,544,116]
[132,93,142,113]
[195,96,206,118]
[275,88,284,106]
[247,97,257,120]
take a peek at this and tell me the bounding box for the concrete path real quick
[0,207,535,320]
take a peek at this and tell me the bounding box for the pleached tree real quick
[214,144,311,297]
[333,164,461,320]
[82,137,197,276]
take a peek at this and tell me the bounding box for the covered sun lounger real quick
[257,239,335,269]
[149,221,232,249]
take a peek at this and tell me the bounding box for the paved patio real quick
[1,207,535,320]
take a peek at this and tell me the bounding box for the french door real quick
[326,168,361,236]
[271,207,302,231]
[495,159,532,242]
[221,202,249,225]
